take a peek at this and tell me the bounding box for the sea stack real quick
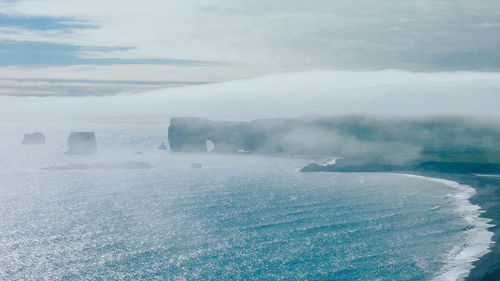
[158,142,168,150]
[22,133,46,145]
[66,132,97,155]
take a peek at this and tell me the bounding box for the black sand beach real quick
[443,174,500,281]
[301,165,500,280]
[399,172,500,281]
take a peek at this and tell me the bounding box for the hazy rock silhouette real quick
[22,133,46,145]
[168,117,287,153]
[66,132,97,155]
[158,142,168,150]
[168,117,214,152]
[168,116,500,166]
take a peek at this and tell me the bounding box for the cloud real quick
[0,77,208,96]
[2,0,500,70]
[1,70,499,120]
[0,14,95,30]
[0,41,225,66]
[0,63,267,96]
[1,1,500,96]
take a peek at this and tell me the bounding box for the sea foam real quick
[398,174,494,281]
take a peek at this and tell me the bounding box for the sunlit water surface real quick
[0,120,475,280]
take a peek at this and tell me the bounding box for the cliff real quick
[167,116,500,168]
[168,117,293,153]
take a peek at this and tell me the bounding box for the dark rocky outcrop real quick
[168,117,293,153]
[22,133,46,145]
[300,161,500,174]
[167,116,500,167]
[168,117,213,152]
[168,117,250,153]
[66,132,97,155]
[158,142,168,150]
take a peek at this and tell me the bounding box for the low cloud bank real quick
[1,70,500,120]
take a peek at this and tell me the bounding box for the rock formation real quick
[167,116,500,169]
[158,142,168,150]
[167,117,292,153]
[168,117,217,152]
[22,132,46,145]
[66,132,97,155]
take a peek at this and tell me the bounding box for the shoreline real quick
[299,158,500,280]
[299,162,500,280]
[435,173,500,281]
[396,173,495,281]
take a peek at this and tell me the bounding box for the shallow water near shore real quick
[0,120,494,280]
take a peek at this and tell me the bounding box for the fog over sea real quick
[2,0,500,277]
[1,71,499,280]
[2,71,500,120]
[0,119,493,280]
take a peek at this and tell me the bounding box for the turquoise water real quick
[0,120,485,280]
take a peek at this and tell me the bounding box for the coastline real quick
[300,164,500,280]
[395,173,495,281]
[299,159,500,280]
[434,173,500,281]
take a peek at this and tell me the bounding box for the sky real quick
[1,0,500,96]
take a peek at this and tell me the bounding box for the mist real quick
[1,70,500,121]
[3,70,500,168]
[4,2,500,280]
[166,115,500,167]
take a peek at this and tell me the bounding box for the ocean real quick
[0,119,493,280]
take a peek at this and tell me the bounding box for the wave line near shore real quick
[395,174,494,281]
